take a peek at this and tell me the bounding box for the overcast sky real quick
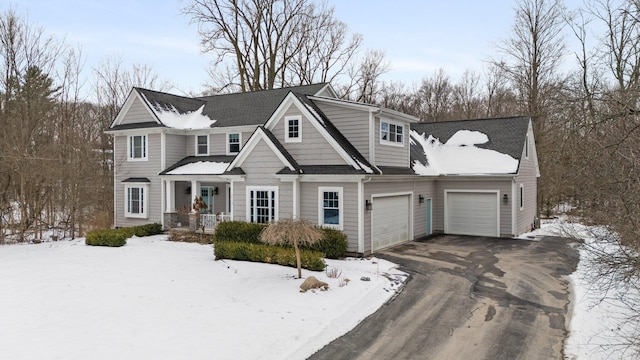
[8,0,584,97]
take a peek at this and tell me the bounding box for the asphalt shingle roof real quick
[159,155,236,175]
[410,116,531,161]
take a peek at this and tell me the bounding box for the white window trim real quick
[318,186,343,230]
[519,184,524,210]
[195,134,209,156]
[124,183,149,218]
[379,119,405,147]
[284,115,302,143]
[226,132,242,155]
[246,186,279,223]
[127,134,148,161]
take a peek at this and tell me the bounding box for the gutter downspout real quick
[358,176,373,255]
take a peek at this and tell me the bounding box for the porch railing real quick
[200,213,231,231]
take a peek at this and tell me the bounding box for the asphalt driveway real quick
[309,235,580,360]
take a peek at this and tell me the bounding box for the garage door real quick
[372,195,411,251]
[446,192,499,237]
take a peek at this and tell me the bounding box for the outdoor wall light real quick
[365,199,372,211]
[503,194,508,204]
[213,187,219,195]
[186,186,191,195]
[418,194,425,203]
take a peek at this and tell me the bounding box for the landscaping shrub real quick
[213,241,325,271]
[131,223,163,237]
[303,227,348,259]
[85,229,127,247]
[214,221,266,243]
[215,222,347,259]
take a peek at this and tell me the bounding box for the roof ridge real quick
[413,115,530,125]
[135,87,205,103]
[195,83,328,100]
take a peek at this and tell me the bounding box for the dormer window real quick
[196,135,209,156]
[285,115,301,143]
[380,120,404,146]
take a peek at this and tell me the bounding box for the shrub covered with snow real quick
[214,241,325,271]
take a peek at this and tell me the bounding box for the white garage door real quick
[446,192,499,237]
[372,195,411,251]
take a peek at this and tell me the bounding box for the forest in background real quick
[1,1,639,349]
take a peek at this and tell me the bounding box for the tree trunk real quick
[294,240,302,279]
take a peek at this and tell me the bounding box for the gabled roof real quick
[227,126,300,173]
[293,93,379,174]
[110,83,331,130]
[410,116,531,175]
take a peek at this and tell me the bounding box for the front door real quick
[200,186,215,214]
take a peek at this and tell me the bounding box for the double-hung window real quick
[285,115,301,142]
[227,133,241,155]
[125,184,148,218]
[196,135,209,156]
[127,135,147,160]
[318,187,343,230]
[247,186,278,224]
[380,121,404,146]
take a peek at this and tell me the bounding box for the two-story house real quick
[106,83,539,255]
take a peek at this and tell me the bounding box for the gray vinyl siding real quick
[515,128,538,234]
[231,139,293,222]
[114,133,163,227]
[272,106,349,165]
[120,98,155,125]
[374,117,410,167]
[412,179,436,239]
[299,182,358,252]
[165,134,187,168]
[433,178,513,237]
[314,102,370,160]
[363,179,419,254]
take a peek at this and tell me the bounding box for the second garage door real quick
[446,192,499,237]
[372,195,411,251]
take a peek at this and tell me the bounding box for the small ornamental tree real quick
[260,218,324,278]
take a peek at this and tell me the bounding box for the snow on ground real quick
[519,217,640,359]
[0,236,406,360]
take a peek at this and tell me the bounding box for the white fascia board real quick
[528,120,541,177]
[315,83,339,98]
[266,93,360,170]
[158,174,231,182]
[298,174,366,182]
[111,89,161,128]
[104,127,166,135]
[380,108,420,123]
[227,127,296,171]
[308,95,378,111]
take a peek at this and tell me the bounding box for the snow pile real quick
[153,104,215,130]
[0,236,406,360]
[166,161,229,175]
[411,129,519,175]
[519,218,640,359]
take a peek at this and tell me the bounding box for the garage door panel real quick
[446,192,498,237]
[372,195,410,251]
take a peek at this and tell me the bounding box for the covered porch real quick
[161,178,232,231]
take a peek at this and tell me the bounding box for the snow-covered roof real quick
[410,130,519,175]
[159,156,235,176]
[409,116,531,176]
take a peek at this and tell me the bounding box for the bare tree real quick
[182,0,362,92]
[337,49,390,103]
[260,218,324,278]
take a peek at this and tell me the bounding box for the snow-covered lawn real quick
[520,218,640,360]
[0,236,406,360]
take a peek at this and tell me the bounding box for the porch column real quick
[165,180,175,212]
[191,180,200,212]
